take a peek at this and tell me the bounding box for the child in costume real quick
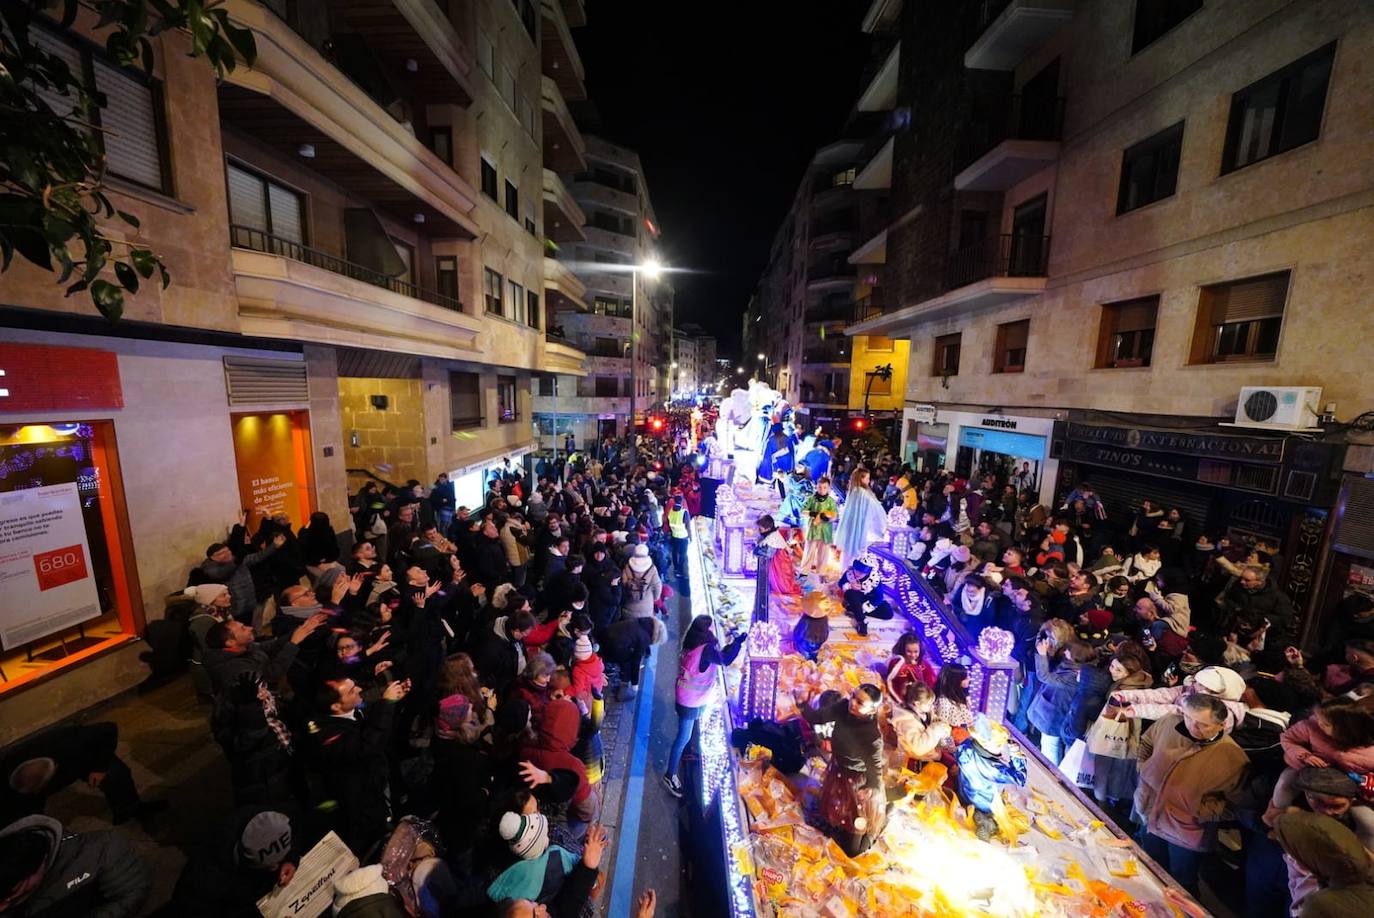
[955,715,1027,840]
[839,553,893,637]
[793,591,832,662]
[801,476,839,575]
[833,466,888,569]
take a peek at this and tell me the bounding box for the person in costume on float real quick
[752,514,801,624]
[839,553,893,637]
[798,437,834,485]
[779,467,814,529]
[794,683,888,857]
[955,714,1028,841]
[800,476,839,575]
[793,591,832,662]
[758,425,797,488]
[833,466,887,570]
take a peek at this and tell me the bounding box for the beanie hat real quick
[1083,608,1114,632]
[333,864,390,911]
[434,695,473,739]
[1193,665,1246,701]
[498,811,550,859]
[239,810,292,867]
[632,544,649,558]
[574,634,594,661]
[1294,766,1363,799]
[951,545,972,563]
[185,583,229,607]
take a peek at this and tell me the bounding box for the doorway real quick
[1010,194,1048,276]
[230,411,316,531]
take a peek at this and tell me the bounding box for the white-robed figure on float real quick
[832,465,888,569]
[714,387,753,471]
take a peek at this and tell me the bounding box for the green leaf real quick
[116,209,140,229]
[159,263,170,289]
[90,279,124,320]
[7,228,53,270]
[114,260,139,292]
[130,247,156,279]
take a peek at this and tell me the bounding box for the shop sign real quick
[1064,439,1202,479]
[1066,422,1284,463]
[0,343,123,412]
[980,417,1018,430]
[0,482,101,647]
[910,404,937,423]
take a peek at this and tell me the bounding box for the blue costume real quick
[757,424,797,482]
[779,470,814,528]
[798,440,833,483]
[955,738,1027,813]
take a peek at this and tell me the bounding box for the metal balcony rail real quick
[957,94,1066,171]
[945,233,1050,290]
[230,225,464,313]
[808,258,858,282]
[852,294,885,323]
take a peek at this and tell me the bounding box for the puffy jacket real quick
[621,562,662,619]
[520,700,590,804]
[0,815,148,918]
[1134,715,1248,851]
[1144,582,1192,638]
[955,740,1027,813]
[1280,716,1374,773]
[1113,685,1247,732]
[500,520,528,567]
[890,707,950,760]
[1028,655,1081,738]
[1062,663,1115,745]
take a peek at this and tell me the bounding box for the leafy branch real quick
[0,0,255,319]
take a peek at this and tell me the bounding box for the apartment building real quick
[0,0,591,739]
[533,134,671,450]
[670,324,718,398]
[846,0,1374,636]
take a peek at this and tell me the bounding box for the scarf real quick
[960,585,986,618]
[257,680,292,751]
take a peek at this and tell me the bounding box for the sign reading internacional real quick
[0,483,102,648]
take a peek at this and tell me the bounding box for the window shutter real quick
[1113,297,1158,333]
[223,356,308,406]
[268,183,303,242]
[92,58,164,189]
[30,28,84,118]
[1208,272,1289,324]
[227,164,267,230]
[1002,320,1029,350]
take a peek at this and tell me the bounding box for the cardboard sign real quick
[0,482,101,648]
[256,831,358,918]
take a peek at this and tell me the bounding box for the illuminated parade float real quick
[685,397,1200,917]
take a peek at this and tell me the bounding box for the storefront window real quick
[230,412,316,529]
[0,422,139,694]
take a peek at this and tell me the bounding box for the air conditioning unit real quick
[1229,386,1322,431]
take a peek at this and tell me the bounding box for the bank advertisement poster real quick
[0,482,102,648]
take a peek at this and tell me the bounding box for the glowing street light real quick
[756,353,765,361]
[736,366,744,374]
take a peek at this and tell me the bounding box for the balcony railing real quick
[852,294,885,323]
[803,348,850,364]
[957,94,1065,172]
[945,233,1050,290]
[808,257,858,284]
[231,225,464,312]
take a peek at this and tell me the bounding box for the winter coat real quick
[583,566,622,632]
[1134,715,1249,851]
[0,815,149,918]
[600,616,657,665]
[198,542,277,622]
[0,723,122,824]
[890,707,950,760]
[621,561,662,619]
[1280,717,1374,773]
[1028,654,1082,738]
[1113,685,1248,732]
[1144,583,1193,638]
[336,893,408,918]
[203,636,300,695]
[520,700,590,804]
[1272,810,1374,918]
[1062,663,1115,745]
[472,534,511,588]
[471,617,527,697]
[306,701,397,854]
[499,520,528,567]
[955,740,1027,813]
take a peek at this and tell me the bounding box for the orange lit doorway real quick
[230,411,316,531]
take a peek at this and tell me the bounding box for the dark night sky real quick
[573,1,871,359]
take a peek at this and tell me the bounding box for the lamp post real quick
[629,258,663,474]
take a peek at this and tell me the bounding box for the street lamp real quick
[629,258,664,473]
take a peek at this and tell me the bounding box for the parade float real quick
[684,471,1201,917]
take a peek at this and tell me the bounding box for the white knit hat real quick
[184,583,229,607]
[574,634,594,661]
[1192,665,1246,701]
[498,811,549,859]
[333,864,390,912]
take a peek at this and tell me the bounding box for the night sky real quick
[574,1,871,359]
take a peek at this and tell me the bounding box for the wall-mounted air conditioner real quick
[1227,386,1322,432]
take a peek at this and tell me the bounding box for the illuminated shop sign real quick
[1066,421,1284,463]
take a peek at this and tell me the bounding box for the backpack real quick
[626,566,652,601]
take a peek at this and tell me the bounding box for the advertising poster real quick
[0,482,102,648]
[256,831,358,918]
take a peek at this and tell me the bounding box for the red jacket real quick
[571,654,607,701]
[521,699,590,803]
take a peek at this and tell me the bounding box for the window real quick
[484,268,503,315]
[1132,0,1203,54]
[590,211,633,236]
[1118,122,1183,214]
[480,158,499,200]
[526,290,540,328]
[994,320,1030,373]
[497,375,519,422]
[436,256,459,302]
[866,375,892,396]
[832,168,856,187]
[506,280,524,321]
[518,97,536,137]
[450,372,483,429]
[1222,43,1335,174]
[537,376,555,397]
[391,239,415,285]
[865,335,894,353]
[1096,295,1159,368]
[477,31,494,79]
[32,25,171,193]
[516,0,537,39]
[933,333,961,376]
[595,376,619,397]
[498,66,516,111]
[1190,271,1289,364]
[505,180,519,219]
[226,162,306,244]
[621,378,634,397]
[429,127,452,166]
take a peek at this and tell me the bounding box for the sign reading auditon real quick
[0,483,101,648]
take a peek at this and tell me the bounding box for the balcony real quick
[537,338,588,377]
[965,0,1075,71]
[849,228,888,266]
[332,0,475,106]
[220,0,479,237]
[852,294,886,323]
[955,95,1064,191]
[854,135,894,190]
[560,0,586,27]
[807,257,858,290]
[858,40,900,111]
[540,0,586,102]
[947,233,1049,288]
[542,75,587,174]
[862,0,903,33]
[543,168,586,244]
[544,256,588,312]
[582,225,636,257]
[802,346,851,366]
[230,225,484,357]
[570,179,638,216]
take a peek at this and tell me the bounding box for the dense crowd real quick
[826,441,1374,915]
[0,435,691,918]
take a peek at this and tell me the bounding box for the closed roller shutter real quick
[92,57,165,190]
[29,27,84,118]
[223,356,308,406]
[1334,477,1374,560]
[1068,466,1214,533]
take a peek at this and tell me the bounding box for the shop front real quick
[448,444,535,510]
[899,407,1059,505]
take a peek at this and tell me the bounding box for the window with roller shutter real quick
[226,161,307,248]
[31,24,171,194]
[1190,271,1290,364]
[1096,296,1159,368]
